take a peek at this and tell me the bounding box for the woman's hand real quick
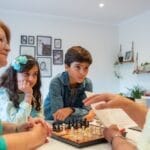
[28,123,49,149]
[28,117,52,136]
[83,93,133,110]
[83,110,96,121]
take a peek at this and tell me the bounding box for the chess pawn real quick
[70,126,75,136]
[52,123,57,131]
[62,123,66,134]
[77,128,84,140]
[67,120,71,129]
[95,126,101,136]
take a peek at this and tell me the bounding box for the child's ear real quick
[65,64,69,70]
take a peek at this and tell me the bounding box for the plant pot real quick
[135,98,146,106]
[141,96,150,107]
[118,56,123,63]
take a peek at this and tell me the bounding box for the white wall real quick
[0,10,119,99]
[118,11,150,94]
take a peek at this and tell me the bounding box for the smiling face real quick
[65,61,90,85]
[0,27,10,67]
[17,65,39,89]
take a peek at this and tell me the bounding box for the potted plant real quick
[128,86,145,104]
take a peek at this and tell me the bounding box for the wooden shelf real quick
[114,60,134,65]
[133,70,150,74]
[121,60,134,63]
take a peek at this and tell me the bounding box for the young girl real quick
[0,55,42,124]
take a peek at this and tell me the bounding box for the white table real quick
[37,129,141,150]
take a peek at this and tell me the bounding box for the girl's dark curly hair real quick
[0,55,42,111]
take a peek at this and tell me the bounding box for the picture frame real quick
[54,39,62,49]
[37,36,52,56]
[21,35,27,45]
[20,45,35,57]
[28,36,35,45]
[125,51,133,61]
[37,57,52,77]
[53,50,63,65]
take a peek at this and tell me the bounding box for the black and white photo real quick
[54,39,62,49]
[37,57,52,77]
[21,35,27,44]
[125,51,133,61]
[28,36,35,45]
[20,45,35,57]
[37,36,52,56]
[53,50,63,65]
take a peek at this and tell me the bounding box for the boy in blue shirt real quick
[44,46,93,121]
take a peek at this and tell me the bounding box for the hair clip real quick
[11,56,28,71]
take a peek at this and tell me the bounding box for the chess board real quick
[51,119,107,148]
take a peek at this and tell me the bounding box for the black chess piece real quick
[68,120,71,129]
[52,122,57,131]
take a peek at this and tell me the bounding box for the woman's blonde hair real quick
[0,20,11,44]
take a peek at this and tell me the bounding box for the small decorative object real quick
[133,52,139,74]
[141,62,150,71]
[125,41,134,62]
[131,41,134,62]
[20,45,35,57]
[21,35,27,44]
[37,57,52,77]
[54,39,62,49]
[37,36,52,56]
[53,50,63,65]
[114,70,122,79]
[28,36,35,45]
[118,44,123,63]
[124,51,132,61]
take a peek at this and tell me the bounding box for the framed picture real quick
[28,36,35,45]
[53,50,63,65]
[37,36,52,56]
[125,51,133,61]
[21,35,27,44]
[20,45,35,57]
[54,39,62,49]
[37,57,52,77]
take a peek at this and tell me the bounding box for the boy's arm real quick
[84,78,93,92]
[45,78,64,120]
[71,78,93,116]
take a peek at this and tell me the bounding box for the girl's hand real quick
[18,80,33,95]
[18,80,33,104]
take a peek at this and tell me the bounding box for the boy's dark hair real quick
[64,46,92,66]
[0,55,41,111]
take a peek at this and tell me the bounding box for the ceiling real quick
[1,0,150,25]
